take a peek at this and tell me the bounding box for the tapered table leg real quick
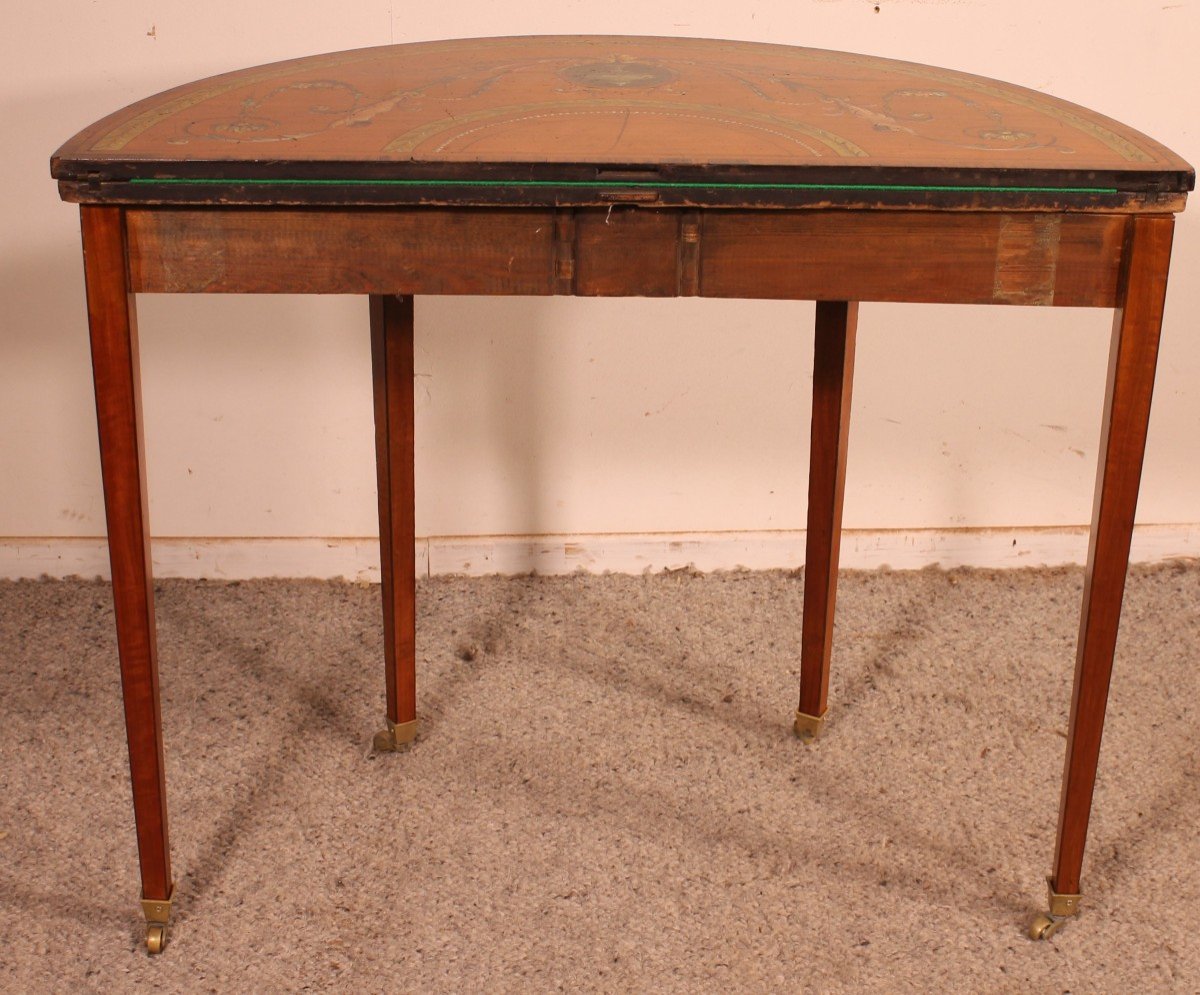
[1029,215,1175,941]
[795,301,859,740]
[81,206,174,952]
[369,295,419,751]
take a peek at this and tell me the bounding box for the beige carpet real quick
[1,565,1198,993]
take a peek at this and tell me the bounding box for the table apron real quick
[124,206,1133,307]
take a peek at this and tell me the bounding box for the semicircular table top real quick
[52,35,1192,210]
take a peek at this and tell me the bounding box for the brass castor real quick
[1029,878,1082,941]
[373,717,420,752]
[145,923,167,954]
[1028,912,1068,941]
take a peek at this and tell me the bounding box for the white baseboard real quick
[2,525,1198,580]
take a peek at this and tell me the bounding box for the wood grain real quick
[697,210,1127,306]
[370,295,418,729]
[573,207,681,296]
[126,207,1128,307]
[798,301,858,723]
[80,205,172,902]
[1051,214,1175,897]
[128,208,557,295]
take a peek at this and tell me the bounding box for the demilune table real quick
[51,35,1193,952]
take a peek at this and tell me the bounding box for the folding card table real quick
[51,35,1192,951]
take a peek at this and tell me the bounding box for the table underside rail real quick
[124,206,1133,307]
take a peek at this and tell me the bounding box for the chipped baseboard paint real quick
[2,525,1198,580]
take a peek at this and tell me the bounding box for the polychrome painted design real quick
[63,36,1178,172]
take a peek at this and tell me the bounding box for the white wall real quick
[2,1,1198,576]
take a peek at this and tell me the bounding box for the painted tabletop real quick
[52,35,1192,210]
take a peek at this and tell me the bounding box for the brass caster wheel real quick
[146,923,167,954]
[1028,912,1070,941]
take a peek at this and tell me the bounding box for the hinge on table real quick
[597,189,660,203]
[85,172,104,193]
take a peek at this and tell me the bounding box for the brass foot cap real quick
[140,886,173,926]
[373,717,420,752]
[793,709,826,741]
[1046,878,1083,918]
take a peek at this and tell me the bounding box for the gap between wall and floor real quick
[3,525,1199,581]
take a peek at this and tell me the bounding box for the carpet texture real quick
[1,565,1198,993]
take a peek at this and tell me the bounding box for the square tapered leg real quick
[796,301,858,740]
[82,205,174,952]
[369,295,419,751]
[1032,216,1174,939]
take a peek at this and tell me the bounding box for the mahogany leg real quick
[81,206,174,953]
[1029,215,1175,941]
[795,301,859,740]
[369,295,419,751]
